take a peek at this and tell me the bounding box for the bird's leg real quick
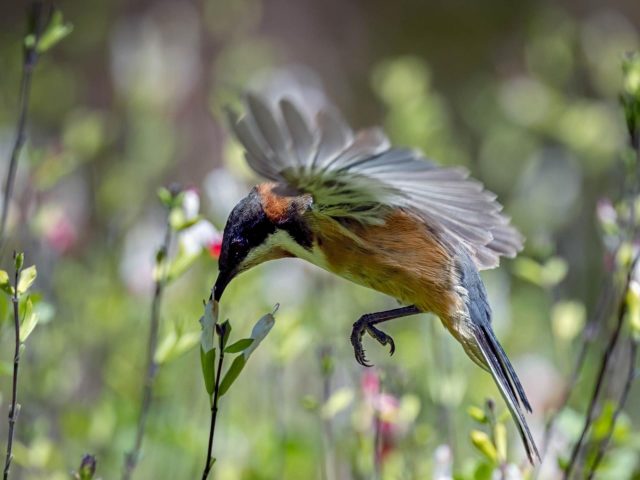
[351,305,420,367]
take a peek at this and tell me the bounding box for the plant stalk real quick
[563,255,638,479]
[122,220,173,480]
[3,255,23,480]
[0,2,49,256]
[201,343,225,479]
[586,338,638,479]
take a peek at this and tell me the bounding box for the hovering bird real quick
[213,82,539,462]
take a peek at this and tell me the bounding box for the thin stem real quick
[563,255,638,480]
[122,219,173,480]
[3,255,22,480]
[0,3,49,256]
[538,277,614,463]
[586,338,638,480]
[373,412,382,479]
[319,346,336,480]
[201,338,225,479]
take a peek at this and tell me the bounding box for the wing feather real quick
[228,91,523,269]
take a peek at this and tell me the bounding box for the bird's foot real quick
[350,316,396,367]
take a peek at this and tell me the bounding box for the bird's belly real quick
[313,213,458,317]
[331,256,453,314]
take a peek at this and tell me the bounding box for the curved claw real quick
[358,351,373,368]
[350,318,397,367]
[354,342,373,367]
[351,322,370,367]
[388,337,395,356]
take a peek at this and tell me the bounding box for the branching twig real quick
[3,253,24,480]
[586,338,638,479]
[562,255,637,479]
[0,3,50,255]
[538,277,614,462]
[122,216,174,480]
[201,335,225,480]
[562,67,640,477]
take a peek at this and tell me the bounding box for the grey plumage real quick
[227,92,523,270]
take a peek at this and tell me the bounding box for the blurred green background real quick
[0,0,639,479]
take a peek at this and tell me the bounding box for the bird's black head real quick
[213,189,277,300]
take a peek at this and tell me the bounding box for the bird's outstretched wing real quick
[227,92,523,270]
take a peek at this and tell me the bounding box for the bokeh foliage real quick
[0,1,639,479]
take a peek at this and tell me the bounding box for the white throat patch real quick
[243,229,328,270]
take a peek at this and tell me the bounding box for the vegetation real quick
[0,1,639,479]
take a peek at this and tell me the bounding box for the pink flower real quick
[35,204,79,254]
[360,370,403,464]
[361,370,380,399]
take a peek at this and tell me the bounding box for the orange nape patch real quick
[256,183,296,224]
[312,209,459,318]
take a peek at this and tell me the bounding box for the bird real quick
[212,80,539,463]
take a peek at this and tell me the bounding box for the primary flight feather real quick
[214,83,538,463]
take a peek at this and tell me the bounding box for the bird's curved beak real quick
[213,269,232,301]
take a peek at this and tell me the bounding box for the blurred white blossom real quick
[120,217,164,295]
[182,188,200,221]
[433,444,452,480]
[180,219,221,258]
[493,464,524,480]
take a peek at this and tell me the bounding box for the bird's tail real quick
[471,322,540,464]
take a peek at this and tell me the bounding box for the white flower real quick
[182,188,200,220]
[179,219,221,257]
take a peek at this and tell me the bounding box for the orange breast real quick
[312,210,458,317]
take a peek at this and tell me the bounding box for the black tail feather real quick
[455,251,539,463]
[474,324,540,464]
[482,324,532,413]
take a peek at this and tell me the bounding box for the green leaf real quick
[0,270,11,295]
[243,309,277,359]
[36,10,73,53]
[224,338,254,353]
[218,355,246,397]
[552,301,586,342]
[217,319,232,349]
[627,285,640,339]
[494,423,507,462]
[14,252,24,271]
[163,246,199,284]
[155,330,199,365]
[17,265,37,295]
[199,300,218,353]
[169,208,200,231]
[513,256,567,288]
[467,405,488,424]
[557,455,569,472]
[541,257,569,287]
[472,462,494,480]
[157,187,174,207]
[470,430,498,464]
[622,52,640,99]
[321,387,354,419]
[19,298,39,342]
[200,346,216,396]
